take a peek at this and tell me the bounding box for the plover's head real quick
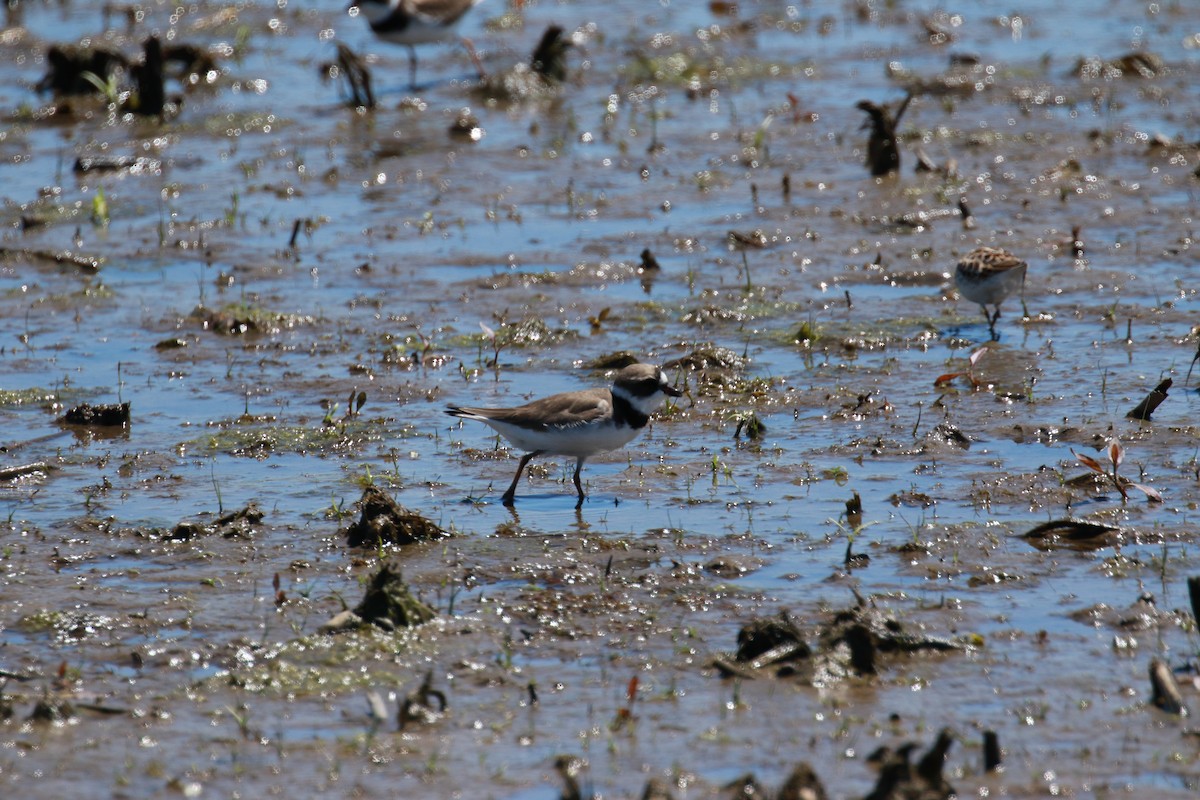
[612,363,682,414]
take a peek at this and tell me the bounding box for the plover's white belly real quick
[376,20,460,45]
[489,420,639,457]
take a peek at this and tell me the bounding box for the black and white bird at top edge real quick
[347,0,487,89]
[445,363,682,508]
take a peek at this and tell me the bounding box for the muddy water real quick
[2,0,1199,797]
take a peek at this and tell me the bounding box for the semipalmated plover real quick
[954,246,1028,339]
[347,0,486,88]
[445,363,682,507]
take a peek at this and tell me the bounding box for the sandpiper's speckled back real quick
[954,246,1028,306]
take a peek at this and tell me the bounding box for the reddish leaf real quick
[1108,441,1123,469]
[1073,451,1105,474]
[1129,482,1163,503]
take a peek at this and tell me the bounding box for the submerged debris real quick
[1068,591,1188,633]
[1125,377,1170,421]
[352,563,436,631]
[1075,51,1165,80]
[0,462,57,482]
[845,491,863,529]
[475,25,573,102]
[1148,657,1187,716]
[638,247,661,293]
[398,669,448,729]
[776,764,829,800]
[448,107,483,140]
[554,754,589,800]
[588,351,640,370]
[39,44,130,96]
[857,94,912,176]
[639,778,676,799]
[529,25,572,83]
[27,698,77,724]
[345,485,448,547]
[193,305,261,335]
[168,503,264,540]
[982,730,1002,772]
[324,42,375,109]
[60,402,130,427]
[130,35,166,116]
[664,346,749,373]
[1022,519,1120,551]
[734,613,811,669]
[161,42,219,84]
[863,728,955,800]
[714,598,964,683]
[722,774,769,798]
[1189,576,1200,629]
[74,155,161,175]
[0,246,102,273]
[638,248,661,273]
[732,411,766,440]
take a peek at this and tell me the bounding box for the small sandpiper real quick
[954,246,1028,339]
[445,363,682,507]
[347,0,486,88]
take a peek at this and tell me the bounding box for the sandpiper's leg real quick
[572,458,586,508]
[502,451,541,506]
[987,305,1001,340]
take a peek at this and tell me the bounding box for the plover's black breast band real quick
[612,395,649,430]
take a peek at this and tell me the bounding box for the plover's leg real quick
[502,450,542,506]
[407,45,419,90]
[572,457,587,507]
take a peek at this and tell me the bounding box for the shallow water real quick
[2,0,1200,797]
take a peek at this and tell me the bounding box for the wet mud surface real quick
[2,0,1200,797]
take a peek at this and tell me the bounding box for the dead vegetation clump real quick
[345,485,448,547]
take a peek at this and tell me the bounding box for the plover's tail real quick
[445,405,486,421]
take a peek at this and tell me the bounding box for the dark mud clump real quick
[863,728,956,800]
[734,612,811,669]
[397,669,448,729]
[352,563,436,631]
[1022,518,1121,551]
[59,402,130,427]
[715,598,964,681]
[856,93,913,176]
[345,485,448,547]
[40,44,129,96]
[168,503,264,540]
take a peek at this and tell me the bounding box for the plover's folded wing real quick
[534,392,613,431]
